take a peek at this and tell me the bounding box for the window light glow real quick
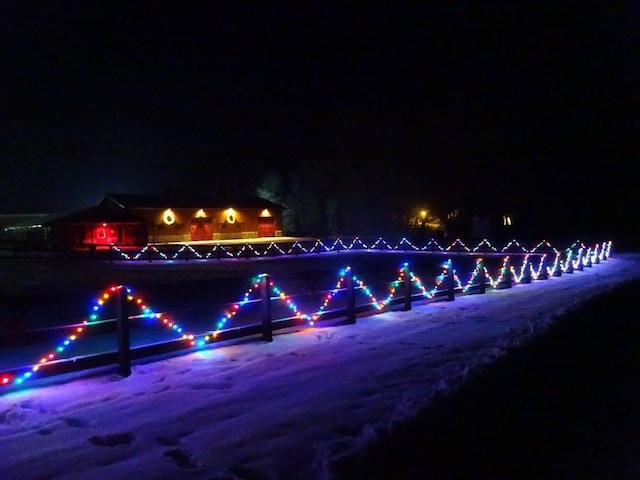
[163,209,175,225]
[225,208,236,224]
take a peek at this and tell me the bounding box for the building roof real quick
[45,206,148,225]
[44,194,285,226]
[101,193,285,210]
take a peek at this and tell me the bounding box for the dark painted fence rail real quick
[0,237,608,262]
[0,240,612,392]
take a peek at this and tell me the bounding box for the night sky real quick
[2,2,638,242]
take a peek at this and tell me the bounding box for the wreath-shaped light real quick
[225,208,236,224]
[163,208,176,225]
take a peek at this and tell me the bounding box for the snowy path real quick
[1,254,639,480]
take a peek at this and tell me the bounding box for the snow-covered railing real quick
[0,240,612,392]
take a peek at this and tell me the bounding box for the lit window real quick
[225,208,236,224]
[195,209,207,218]
[163,209,176,225]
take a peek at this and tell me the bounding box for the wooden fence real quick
[0,240,612,392]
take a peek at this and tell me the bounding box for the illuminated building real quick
[46,193,284,249]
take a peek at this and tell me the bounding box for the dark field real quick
[332,279,640,480]
[0,252,511,330]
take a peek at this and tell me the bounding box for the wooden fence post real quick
[477,261,486,294]
[116,286,131,377]
[552,256,562,277]
[499,257,512,289]
[538,256,549,279]
[520,258,532,284]
[446,260,455,301]
[402,264,412,311]
[260,274,273,342]
[345,267,356,324]
[585,249,593,267]
[565,252,574,273]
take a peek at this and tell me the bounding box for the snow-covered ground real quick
[1,253,639,480]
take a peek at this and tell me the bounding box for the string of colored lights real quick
[172,244,203,259]
[309,239,331,253]
[347,237,368,250]
[530,254,548,280]
[501,239,528,252]
[353,273,391,310]
[236,244,261,258]
[1,241,611,389]
[423,260,453,295]
[531,240,558,253]
[473,239,498,252]
[446,238,472,252]
[562,249,574,273]
[480,256,512,288]
[212,279,261,334]
[135,245,168,261]
[205,245,235,259]
[286,241,309,255]
[1,285,189,388]
[271,281,315,322]
[263,242,287,256]
[394,237,420,251]
[312,271,348,320]
[369,237,394,250]
[106,239,612,263]
[422,239,445,251]
[407,269,437,298]
[0,260,471,387]
[331,238,350,251]
[510,255,531,283]
[460,259,485,293]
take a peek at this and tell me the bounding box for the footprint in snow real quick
[164,448,199,469]
[331,423,360,437]
[190,381,233,391]
[89,432,135,447]
[155,436,181,447]
[19,399,36,409]
[63,417,88,428]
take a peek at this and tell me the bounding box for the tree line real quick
[255,158,411,238]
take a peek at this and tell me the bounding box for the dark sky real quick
[1,1,639,239]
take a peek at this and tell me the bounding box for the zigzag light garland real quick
[107,238,612,262]
[0,240,612,389]
[1,285,189,387]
